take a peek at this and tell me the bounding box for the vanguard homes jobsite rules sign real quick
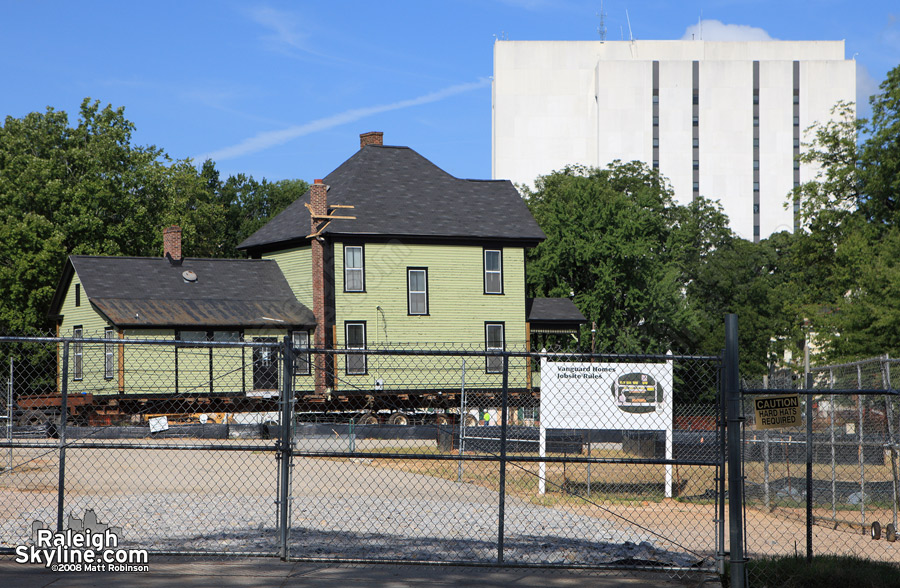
[538,359,675,496]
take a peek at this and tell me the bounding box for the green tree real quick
[0,98,309,333]
[523,162,711,355]
[788,64,900,362]
[688,231,799,378]
[859,65,900,226]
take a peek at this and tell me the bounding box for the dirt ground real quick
[2,439,898,564]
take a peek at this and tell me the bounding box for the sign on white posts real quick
[539,355,674,497]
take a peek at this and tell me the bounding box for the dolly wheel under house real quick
[357,413,379,425]
[388,412,409,426]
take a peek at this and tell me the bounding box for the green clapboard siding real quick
[263,246,313,310]
[123,330,176,395]
[331,242,529,390]
[58,271,121,396]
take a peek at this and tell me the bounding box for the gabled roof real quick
[238,144,546,252]
[48,256,315,329]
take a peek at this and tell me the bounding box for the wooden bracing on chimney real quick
[305,202,357,238]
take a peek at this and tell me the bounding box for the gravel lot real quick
[0,441,706,568]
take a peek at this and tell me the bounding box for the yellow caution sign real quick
[754,394,802,429]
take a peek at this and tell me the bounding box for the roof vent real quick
[182,270,198,283]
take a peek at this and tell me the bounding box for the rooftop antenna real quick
[596,1,607,42]
[625,9,634,41]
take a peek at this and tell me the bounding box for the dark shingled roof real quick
[526,298,587,324]
[238,144,545,251]
[49,256,315,328]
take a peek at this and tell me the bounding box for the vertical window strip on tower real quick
[753,61,761,242]
[652,61,659,170]
[793,61,801,231]
[692,61,699,198]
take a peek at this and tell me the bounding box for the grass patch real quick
[727,555,900,588]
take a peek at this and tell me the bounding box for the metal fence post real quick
[725,314,746,588]
[57,341,69,532]
[278,337,293,560]
[457,359,466,483]
[806,373,813,563]
[717,354,728,575]
[882,355,898,533]
[857,365,866,528]
[497,353,509,564]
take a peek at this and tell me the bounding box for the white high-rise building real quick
[492,40,856,241]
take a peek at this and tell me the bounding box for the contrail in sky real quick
[196,78,490,162]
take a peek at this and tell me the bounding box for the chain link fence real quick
[0,333,722,579]
[741,356,900,586]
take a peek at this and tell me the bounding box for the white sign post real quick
[539,355,674,497]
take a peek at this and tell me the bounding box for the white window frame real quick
[407,268,428,315]
[484,250,503,294]
[344,245,365,292]
[292,330,311,376]
[485,323,505,374]
[345,322,367,375]
[73,326,83,381]
[104,327,115,380]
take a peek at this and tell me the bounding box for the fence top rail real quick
[316,348,721,361]
[0,335,722,361]
[809,354,891,371]
[742,387,900,396]
[0,335,281,348]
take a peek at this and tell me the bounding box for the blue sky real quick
[1,1,897,184]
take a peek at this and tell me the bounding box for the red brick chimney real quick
[359,132,383,149]
[310,180,328,393]
[163,226,182,263]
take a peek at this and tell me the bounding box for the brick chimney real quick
[359,131,383,149]
[310,180,328,394]
[163,226,182,263]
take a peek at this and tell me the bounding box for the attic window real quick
[75,284,81,307]
[182,270,198,283]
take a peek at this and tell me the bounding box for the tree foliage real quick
[789,64,900,363]
[0,99,305,333]
[525,162,713,354]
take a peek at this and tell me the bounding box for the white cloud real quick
[881,13,900,52]
[249,6,307,51]
[681,20,776,42]
[196,78,491,162]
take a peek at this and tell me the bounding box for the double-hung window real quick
[484,249,502,294]
[407,268,428,315]
[73,326,83,381]
[345,322,367,375]
[104,327,115,380]
[344,245,364,292]
[292,331,311,375]
[485,323,505,373]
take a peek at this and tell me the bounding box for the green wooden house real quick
[46,230,316,400]
[238,132,585,395]
[45,132,584,414]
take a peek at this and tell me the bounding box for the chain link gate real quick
[0,334,291,559]
[285,345,723,576]
[740,353,900,587]
[1,333,723,580]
